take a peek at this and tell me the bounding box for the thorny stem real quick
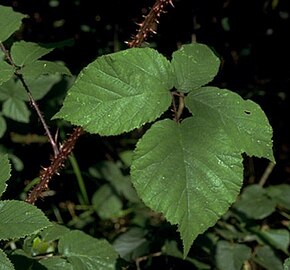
[0,42,59,157]
[127,0,174,48]
[24,0,175,204]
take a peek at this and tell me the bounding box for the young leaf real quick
[0,115,7,138]
[0,61,14,86]
[186,87,275,162]
[0,154,10,197]
[58,230,118,270]
[215,241,251,270]
[10,41,54,66]
[54,47,174,135]
[0,249,14,270]
[171,43,220,92]
[131,118,245,257]
[21,60,72,77]
[0,200,51,240]
[0,5,27,42]
[2,98,30,123]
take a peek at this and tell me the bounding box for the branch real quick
[0,42,59,157]
[126,0,174,48]
[25,127,84,204]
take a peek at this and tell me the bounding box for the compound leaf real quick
[2,98,30,123]
[54,47,174,135]
[171,43,220,92]
[58,230,118,270]
[0,5,26,42]
[0,61,14,86]
[0,200,51,240]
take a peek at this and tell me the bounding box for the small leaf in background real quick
[10,41,54,66]
[92,184,123,220]
[39,223,70,242]
[186,87,275,162]
[0,248,14,270]
[131,118,244,257]
[0,200,51,240]
[0,115,7,138]
[0,154,11,197]
[253,245,283,270]
[256,228,290,254]
[54,47,174,135]
[58,230,118,270]
[215,241,251,270]
[266,184,290,210]
[0,61,14,86]
[40,257,73,270]
[233,184,276,219]
[284,258,290,270]
[0,5,27,42]
[171,43,220,92]
[113,227,149,260]
[2,98,30,123]
[21,60,72,77]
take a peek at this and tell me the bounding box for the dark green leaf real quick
[21,60,72,77]
[0,200,51,240]
[186,87,275,162]
[40,223,70,242]
[10,41,53,66]
[92,184,123,219]
[0,5,27,42]
[171,43,220,92]
[284,258,290,270]
[58,230,118,270]
[0,61,14,86]
[40,257,73,270]
[215,241,251,270]
[0,154,11,197]
[131,118,244,257]
[2,98,30,123]
[253,246,283,270]
[0,249,14,270]
[233,185,276,219]
[0,116,7,138]
[266,184,290,210]
[54,47,173,135]
[113,227,148,260]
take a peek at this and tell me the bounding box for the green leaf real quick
[39,223,70,242]
[171,43,220,92]
[21,60,72,77]
[10,41,54,66]
[284,258,290,270]
[0,154,11,197]
[0,249,14,270]
[253,245,283,270]
[0,75,61,102]
[8,250,46,270]
[215,241,251,270]
[40,257,73,270]
[233,184,276,219]
[266,184,290,210]
[131,118,244,257]
[0,115,7,138]
[92,184,123,220]
[0,200,51,240]
[54,47,173,135]
[186,87,275,162]
[58,230,118,270]
[0,5,27,42]
[2,98,30,122]
[113,227,148,260]
[0,61,14,86]
[256,229,290,254]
